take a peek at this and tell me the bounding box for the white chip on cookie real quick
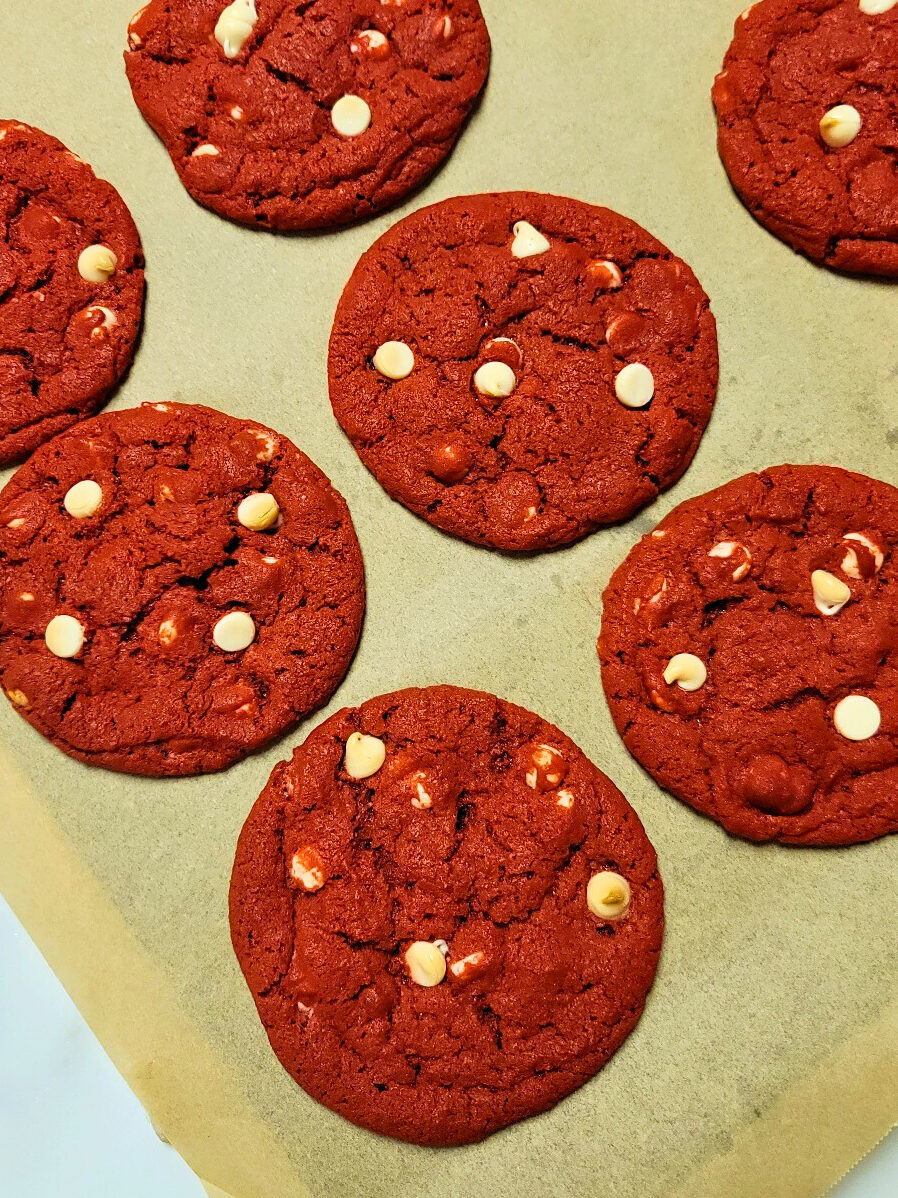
[331,95,371,137]
[212,611,256,652]
[373,340,414,379]
[78,245,117,283]
[819,104,862,148]
[833,694,880,741]
[474,361,516,398]
[45,614,85,659]
[215,0,258,58]
[615,362,654,408]
[510,220,550,259]
[64,479,103,518]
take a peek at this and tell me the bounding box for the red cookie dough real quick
[0,121,144,466]
[230,685,664,1145]
[124,0,490,230]
[0,402,364,776]
[713,0,898,275]
[599,465,898,845]
[328,192,718,551]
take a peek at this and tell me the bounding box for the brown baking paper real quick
[1,2,897,1196]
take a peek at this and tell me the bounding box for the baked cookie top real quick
[0,121,144,466]
[329,191,718,551]
[124,0,490,229]
[230,685,664,1145]
[713,0,898,274]
[0,402,364,776]
[599,465,898,845]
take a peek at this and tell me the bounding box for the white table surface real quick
[0,893,895,1198]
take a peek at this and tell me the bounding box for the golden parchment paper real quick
[1,2,897,1196]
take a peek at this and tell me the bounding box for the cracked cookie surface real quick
[328,191,718,551]
[599,465,898,845]
[0,402,364,776]
[713,0,898,275]
[229,684,664,1145]
[0,121,144,466]
[124,0,490,230]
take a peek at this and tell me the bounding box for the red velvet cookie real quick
[599,465,898,845]
[713,0,898,275]
[0,402,364,776]
[230,685,664,1145]
[328,192,718,551]
[124,0,490,230]
[0,121,144,466]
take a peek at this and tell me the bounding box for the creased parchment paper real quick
[1,2,897,1196]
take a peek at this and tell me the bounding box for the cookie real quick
[0,402,364,776]
[599,465,898,845]
[124,0,490,230]
[0,121,144,466]
[328,192,718,551]
[713,0,898,275]
[230,684,664,1145]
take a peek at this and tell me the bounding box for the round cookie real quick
[0,402,364,776]
[328,192,718,551]
[0,121,144,466]
[599,465,898,845]
[124,0,490,230]
[230,685,664,1145]
[713,0,898,275]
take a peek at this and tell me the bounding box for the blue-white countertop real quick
[0,893,894,1198]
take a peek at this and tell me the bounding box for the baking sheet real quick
[1,2,897,1196]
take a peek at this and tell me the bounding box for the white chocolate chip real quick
[230,105,245,121]
[432,14,452,37]
[291,846,327,892]
[525,743,567,790]
[237,491,280,531]
[842,532,884,579]
[587,871,631,921]
[350,29,389,54]
[6,688,29,708]
[151,403,172,412]
[6,517,25,529]
[373,340,414,380]
[85,305,117,334]
[432,938,450,956]
[556,789,574,809]
[331,94,371,137]
[820,104,862,148]
[19,592,35,603]
[811,569,851,616]
[588,259,623,288]
[158,617,179,646]
[403,941,447,987]
[474,360,516,398]
[833,694,881,741]
[45,614,85,659]
[78,245,117,284]
[663,652,707,692]
[859,0,897,13]
[215,0,258,58]
[192,144,220,158]
[615,362,654,408]
[249,429,277,461]
[448,951,485,979]
[510,220,550,259]
[212,611,256,652]
[633,574,668,615]
[651,529,667,539]
[344,731,386,779]
[411,780,433,810]
[128,5,148,48]
[708,540,751,581]
[64,479,103,519]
